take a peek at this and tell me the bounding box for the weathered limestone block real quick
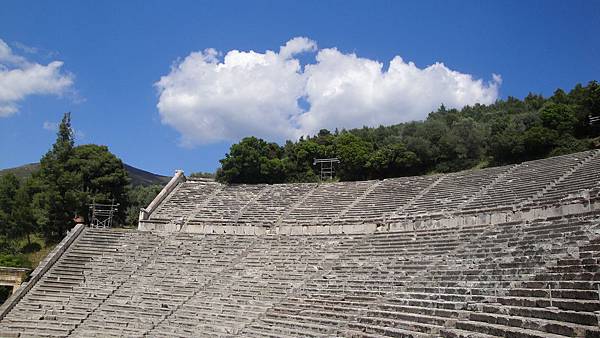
[275,226,288,235]
[186,223,204,233]
[232,226,245,235]
[329,225,343,234]
[254,227,267,235]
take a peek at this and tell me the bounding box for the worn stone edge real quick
[138,170,186,224]
[0,223,86,321]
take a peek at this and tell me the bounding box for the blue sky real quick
[1,1,599,176]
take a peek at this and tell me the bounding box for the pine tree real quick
[35,112,82,241]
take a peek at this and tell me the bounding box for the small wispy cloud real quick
[42,121,58,131]
[0,38,74,117]
[13,41,38,55]
[43,120,85,140]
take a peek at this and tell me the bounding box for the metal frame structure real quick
[89,199,119,228]
[313,158,340,180]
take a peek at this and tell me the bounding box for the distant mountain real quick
[122,164,170,186]
[0,163,40,180]
[0,162,170,187]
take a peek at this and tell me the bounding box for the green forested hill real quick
[0,162,169,187]
[217,81,600,183]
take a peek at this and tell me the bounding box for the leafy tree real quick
[437,118,486,172]
[539,102,578,134]
[0,174,40,250]
[524,93,545,111]
[69,144,130,224]
[34,113,131,240]
[11,177,39,245]
[367,143,419,178]
[334,133,372,181]
[522,126,558,158]
[488,117,526,164]
[282,139,327,182]
[216,137,287,184]
[0,174,20,245]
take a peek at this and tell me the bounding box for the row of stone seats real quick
[0,228,163,337]
[370,220,600,337]
[237,183,317,226]
[242,214,600,337]
[146,234,362,337]
[463,152,592,210]
[146,150,599,228]
[150,178,220,220]
[69,233,258,337]
[241,225,489,337]
[187,184,266,223]
[281,181,376,225]
[527,150,600,206]
[403,165,511,215]
[409,216,600,338]
[2,214,599,337]
[342,175,439,221]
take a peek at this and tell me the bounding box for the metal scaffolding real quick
[89,199,119,228]
[313,158,340,180]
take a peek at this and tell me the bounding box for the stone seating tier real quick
[2,212,599,337]
[142,150,600,228]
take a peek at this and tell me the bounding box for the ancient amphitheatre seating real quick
[1,215,599,337]
[1,150,600,337]
[138,149,600,229]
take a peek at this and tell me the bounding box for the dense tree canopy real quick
[217,137,287,184]
[0,174,20,244]
[70,144,130,224]
[34,113,81,241]
[217,81,600,183]
[1,113,132,244]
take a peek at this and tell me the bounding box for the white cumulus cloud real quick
[156,37,501,145]
[0,39,74,117]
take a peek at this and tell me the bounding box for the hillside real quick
[216,81,600,184]
[0,162,169,187]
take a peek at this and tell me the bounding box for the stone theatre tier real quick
[1,149,600,337]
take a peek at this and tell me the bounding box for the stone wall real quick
[385,195,600,232]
